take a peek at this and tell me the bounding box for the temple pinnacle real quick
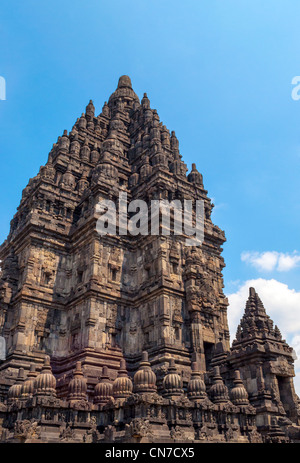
[117,75,132,89]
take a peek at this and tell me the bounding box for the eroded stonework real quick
[0,76,299,443]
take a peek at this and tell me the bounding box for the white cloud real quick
[241,251,300,272]
[241,251,278,271]
[277,253,300,271]
[227,278,300,395]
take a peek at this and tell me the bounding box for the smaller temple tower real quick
[226,287,300,438]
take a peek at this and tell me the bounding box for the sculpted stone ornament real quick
[125,418,153,440]
[83,416,99,443]
[14,420,41,441]
[59,423,76,442]
[170,425,194,442]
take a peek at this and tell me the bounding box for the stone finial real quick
[58,130,70,152]
[230,370,249,406]
[133,351,157,394]
[117,75,132,89]
[170,131,179,151]
[162,358,184,398]
[17,368,25,381]
[86,99,95,119]
[60,163,75,190]
[102,366,109,378]
[79,113,87,129]
[80,138,91,162]
[141,93,150,109]
[7,368,25,404]
[70,133,81,157]
[34,356,57,398]
[68,361,87,403]
[209,366,229,404]
[187,362,207,402]
[78,168,89,195]
[94,366,113,405]
[41,156,55,182]
[274,325,282,340]
[247,287,266,316]
[249,287,256,298]
[21,364,37,400]
[108,76,139,108]
[91,143,100,164]
[102,101,110,118]
[112,359,133,399]
[187,163,203,185]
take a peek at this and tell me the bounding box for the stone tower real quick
[0,76,228,395]
[228,288,299,434]
[0,76,299,443]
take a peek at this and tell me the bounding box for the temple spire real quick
[108,75,139,109]
[246,287,267,317]
[117,75,132,89]
[234,287,280,342]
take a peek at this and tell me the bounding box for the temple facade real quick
[0,76,299,443]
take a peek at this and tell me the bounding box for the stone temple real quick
[0,76,299,443]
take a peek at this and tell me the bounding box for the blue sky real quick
[1,1,300,388]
